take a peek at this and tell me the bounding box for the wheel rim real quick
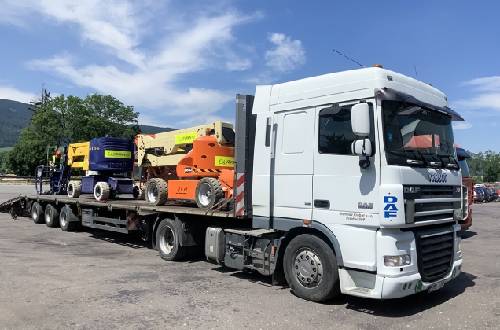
[60,212,67,227]
[45,209,51,224]
[159,227,174,255]
[147,184,158,203]
[294,248,324,288]
[95,185,101,198]
[32,208,38,221]
[197,183,212,207]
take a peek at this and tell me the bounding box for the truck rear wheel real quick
[283,234,340,302]
[94,182,110,202]
[44,204,59,228]
[195,178,224,209]
[59,205,79,231]
[156,218,186,261]
[67,181,81,198]
[31,202,44,224]
[145,178,167,206]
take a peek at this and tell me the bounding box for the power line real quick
[332,48,364,68]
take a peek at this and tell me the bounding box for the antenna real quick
[332,48,364,68]
[413,65,419,78]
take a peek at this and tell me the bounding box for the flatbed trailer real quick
[1,68,467,303]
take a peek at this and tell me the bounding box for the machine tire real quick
[94,182,111,202]
[155,218,186,261]
[59,205,79,232]
[133,185,144,200]
[145,178,168,206]
[31,202,44,224]
[67,180,81,198]
[195,177,224,209]
[44,204,59,228]
[283,234,340,302]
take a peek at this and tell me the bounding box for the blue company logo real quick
[384,195,398,219]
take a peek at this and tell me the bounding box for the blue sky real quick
[0,0,498,152]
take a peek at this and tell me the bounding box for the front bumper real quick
[339,258,462,299]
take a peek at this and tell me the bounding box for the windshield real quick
[382,100,457,169]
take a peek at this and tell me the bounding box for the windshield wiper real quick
[387,149,426,166]
[436,153,459,170]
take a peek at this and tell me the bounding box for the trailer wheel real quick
[156,218,186,261]
[283,234,340,302]
[59,205,79,232]
[195,178,224,209]
[67,181,81,198]
[94,182,111,202]
[44,204,59,228]
[31,202,44,224]
[145,178,167,206]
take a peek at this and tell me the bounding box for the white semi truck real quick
[4,66,465,302]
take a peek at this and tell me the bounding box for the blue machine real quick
[79,137,135,197]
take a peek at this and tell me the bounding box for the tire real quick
[59,205,79,232]
[155,218,186,261]
[133,185,144,200]
[94,182,111,202]
[31,202,44,224]
[145,178,168,206]
[283,234,340,302]
[67,180,81,198]
[195,177,224,209]
[44,204,59,228]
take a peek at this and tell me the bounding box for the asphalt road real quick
[0,184,499,329]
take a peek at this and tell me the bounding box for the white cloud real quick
[455,76,500,112]
[0,85,36,103]
[2,1,256,124]
[265,33,305,72]
[453,122,472,130]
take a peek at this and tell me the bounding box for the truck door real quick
[312,103,378,225]
[273,108,315,220]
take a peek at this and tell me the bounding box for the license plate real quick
[428,280,445,292]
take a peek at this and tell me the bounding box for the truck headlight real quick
[384,254,411,267]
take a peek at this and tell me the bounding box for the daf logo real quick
[428,172,447,183]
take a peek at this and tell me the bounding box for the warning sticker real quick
[175,132,197,145]
[104,150,131,159]
[215,156,235,167]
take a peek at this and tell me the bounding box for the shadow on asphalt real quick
[342,272,477,317]
[460,230,477,239]
[84,228,150,249]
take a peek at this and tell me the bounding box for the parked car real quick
[456,147,473,230]
[474,187,486,203]
[486,187,498,202]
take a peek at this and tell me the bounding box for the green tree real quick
[468,150,500,183]
[8,94,138,175]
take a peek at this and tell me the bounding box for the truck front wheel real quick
[156,218,186,261]
[283,234,340,302]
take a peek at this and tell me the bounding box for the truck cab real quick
[250,67,464,299]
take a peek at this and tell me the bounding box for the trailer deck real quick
[28,195,234,218]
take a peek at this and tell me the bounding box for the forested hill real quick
[0,99,32,148]
[0,99,172,147]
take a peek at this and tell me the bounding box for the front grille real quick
[414,226,454,282]
[404,185,461,223]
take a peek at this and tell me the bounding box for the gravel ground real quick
[0,184,499,329]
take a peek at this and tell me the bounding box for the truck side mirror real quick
[351,139,373,157]
[351,103,370,137]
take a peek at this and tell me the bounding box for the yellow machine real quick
[135,121,235,208]
[67,142,91,170]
